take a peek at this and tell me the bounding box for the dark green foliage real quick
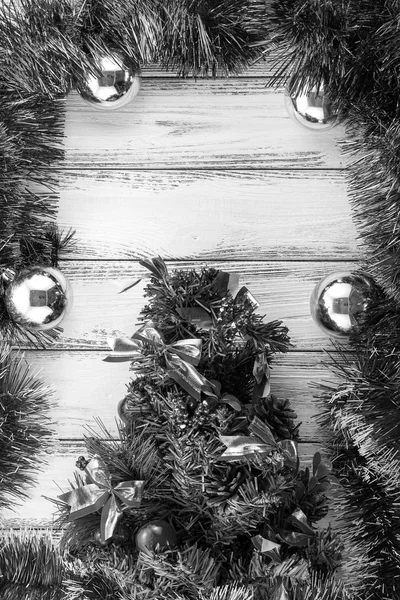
[1,0,93,97]
[341,124,400,301]
[315,294,400,598]
[157,0,264,77]
[75,0,161,69]
[50,417,341,599]
[0,343,53,509]
[0,531,63,599]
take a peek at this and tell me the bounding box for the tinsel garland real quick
[2,1,400,599]
[248,1,400,598]
[0,1,73,508]
[250,0,400,298]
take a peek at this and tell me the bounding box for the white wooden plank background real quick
[3,62,357,530]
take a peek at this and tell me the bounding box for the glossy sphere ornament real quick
[284,83,337,131]
[79,53,140,110]
[4,266,71,331]
[135,520,177,553]
[310,272,377,338]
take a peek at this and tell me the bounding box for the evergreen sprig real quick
[52,417,341,599]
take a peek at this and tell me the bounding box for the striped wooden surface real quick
[2,63,360,528]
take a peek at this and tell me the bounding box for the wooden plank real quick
[64,86,345,169]
[56,170,360,261]
[21,350,337,442]
[140,56,281,78]
[51,259,358,351]
[0,440,330,528]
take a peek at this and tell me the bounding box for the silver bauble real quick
[4,266,72,331]
[284,83,337,131]
[310,272,377,339]
[135,520,177,553]
[79,53,140,110]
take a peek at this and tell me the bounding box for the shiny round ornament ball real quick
[284,83,337,131]
[135,520,177,553]
[4,266,72,331]
[79,53,140,110]
[310,272,377,338]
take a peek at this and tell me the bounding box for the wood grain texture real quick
[22,350,338,442]
[64,85,346,169]
[50,259,358,351]
[140,57,283,78]
[56,170,361,260]
[3,55,355,535]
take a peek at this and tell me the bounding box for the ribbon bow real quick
[219,416,298,470]
[104,323,214,401]
[58,455,145,543]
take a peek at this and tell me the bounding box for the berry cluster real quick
[169,393,218,436]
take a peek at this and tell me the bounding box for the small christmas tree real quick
[52,259,343,600]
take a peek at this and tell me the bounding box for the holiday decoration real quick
[3,266,72,332]
[157,0,264,77]
[0,342,52,509]
[105,323,212,401]
[284,83,337,131]
[310,271,379,338]
[58,455,145,543]
[135,520,178,553]
[106,259,289,424]
[4,0,400,597]
[50,258,343,599]
[78,53,141,110]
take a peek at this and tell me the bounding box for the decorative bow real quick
[58,455,145,543]
[176,270,260,330]
[219,416,298,470]
[104,323,215,402]
[252,351,271,400]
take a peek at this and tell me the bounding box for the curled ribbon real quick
[58,455,145,543]
[104,323,215,402]
[219,416,298,469]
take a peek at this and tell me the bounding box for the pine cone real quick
[252,394,299,440]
